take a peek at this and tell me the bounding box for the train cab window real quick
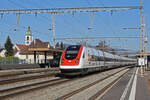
[83,52,85,58]
[65,45,81,60]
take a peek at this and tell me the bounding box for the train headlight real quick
[76,58,79,63]
[62,59,64,63]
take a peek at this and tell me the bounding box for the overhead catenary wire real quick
[1,0,143,50]
[84,0,118,47]
[84,0,119,37]
[95,0,118,35]
[95,0,140,50]
[26,0,85,38]
[7,0,52,23]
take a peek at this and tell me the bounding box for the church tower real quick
[25,26,33,45]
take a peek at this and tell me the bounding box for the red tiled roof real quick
[19,39,63,55]
[28,39,50,48]
[20,39,52,55]
[16,44,28,51]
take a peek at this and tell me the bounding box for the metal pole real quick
[86,12,94,46]
[51,13,55,48]
[88,12,94,30]
[140,0,146,75]
[16,14,20,31]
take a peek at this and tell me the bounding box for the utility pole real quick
[16,14,20,31]
[51,13,55,48]
[140,0,147,75]
[86,12,94,46]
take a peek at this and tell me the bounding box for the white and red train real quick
[60,45,137,75]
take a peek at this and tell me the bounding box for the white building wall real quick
[19,54,53,64]
[0,50,6,57]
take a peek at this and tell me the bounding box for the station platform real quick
[136,68,150,100]
[100,67,150,100]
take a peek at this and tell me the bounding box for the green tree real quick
[60,42,64,50]
[55,42,60,49]
[4,36,14,57]
[111,49,116,55]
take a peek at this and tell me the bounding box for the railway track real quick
[0,67,130,100]
[57,68,129,100]
[0,68,59,78]
[0,71,59,85]
[0,77,70,99]
[0,68,62,99]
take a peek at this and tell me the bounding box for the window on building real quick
[27,36,29,40]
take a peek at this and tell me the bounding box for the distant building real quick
[13,44,28,58]
[136,53,150,67]
[0,48,6,57]
[96,41,110,52]
[25,26,33,45]
[13,26,53,64]
[14,39,53,64]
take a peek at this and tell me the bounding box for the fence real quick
[0,58,45,64]
[0,57,19,64]
[0,57,60,67]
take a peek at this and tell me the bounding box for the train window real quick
[83,52,85,58]
[89,62,91,64]
[65,45,81,60]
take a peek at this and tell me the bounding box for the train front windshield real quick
[65,45,81,60]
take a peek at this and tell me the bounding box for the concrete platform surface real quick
[100,67,150,100]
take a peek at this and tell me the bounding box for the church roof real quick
[26,26,32,35]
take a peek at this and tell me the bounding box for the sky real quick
[0,0,149,52]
